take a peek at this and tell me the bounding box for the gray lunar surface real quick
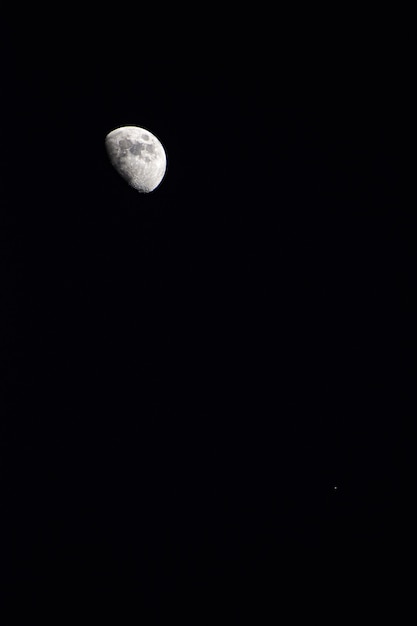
[105,126,167,193]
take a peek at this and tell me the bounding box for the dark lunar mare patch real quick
[129,142,144,156]
[145,143,155,154]
[119,138,133,149]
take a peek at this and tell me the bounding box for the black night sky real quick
[0,9,413,622]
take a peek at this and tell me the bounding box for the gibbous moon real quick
[105,126,167,193]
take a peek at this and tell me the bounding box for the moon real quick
[105,126,167,193]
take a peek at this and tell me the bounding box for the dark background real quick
[0,8,413,622]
